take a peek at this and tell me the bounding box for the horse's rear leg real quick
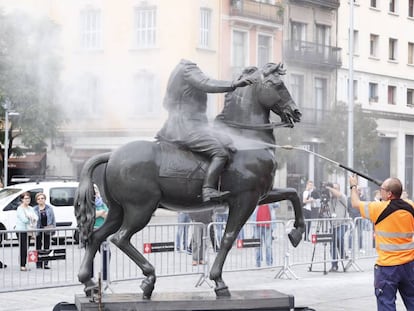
[78,204,123,296]
[110,201,158,299]
[210,193,259,296]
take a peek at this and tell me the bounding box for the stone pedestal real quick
[75,289,294,311]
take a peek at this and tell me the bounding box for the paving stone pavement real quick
[0,257,407,311]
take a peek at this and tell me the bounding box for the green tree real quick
[319,102,380,175]
[274,102,379,181]
[0,10,63,181]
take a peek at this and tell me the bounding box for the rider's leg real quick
[202,156,230,202]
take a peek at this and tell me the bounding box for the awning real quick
[8,152,46,169]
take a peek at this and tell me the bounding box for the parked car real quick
[0,180,79,243]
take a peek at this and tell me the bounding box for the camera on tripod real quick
[318,181,333,218]
[319,182,333,204]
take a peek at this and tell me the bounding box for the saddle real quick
[159,142,208,180]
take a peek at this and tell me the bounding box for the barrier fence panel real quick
[0,227,83,293]
[109,222,206,284]
[286,218,355,274]
[352,217,377,260]
[284,217,378,276]
[206,220,287,274]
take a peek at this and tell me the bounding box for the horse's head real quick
[256,63,302,127]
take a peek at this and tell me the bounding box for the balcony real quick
[230,0,284,25]
[289,0,340,10]
[284,40,342,69]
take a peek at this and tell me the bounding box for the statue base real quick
[74,289,294,311]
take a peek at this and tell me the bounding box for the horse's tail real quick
[74,152,111,247]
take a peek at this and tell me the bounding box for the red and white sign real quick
[28,250,38,262]
[143,243,152,254]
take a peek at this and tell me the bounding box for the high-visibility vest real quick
[359,199,414,266]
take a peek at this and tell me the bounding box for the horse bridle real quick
[217,118,293,131]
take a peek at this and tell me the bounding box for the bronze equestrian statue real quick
[75,61,305,299]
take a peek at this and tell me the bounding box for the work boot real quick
[202,187,230,202]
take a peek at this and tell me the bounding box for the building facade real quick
[282,0,341,192]
[337,0,414,196]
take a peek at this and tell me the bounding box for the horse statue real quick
[74,62,306,299]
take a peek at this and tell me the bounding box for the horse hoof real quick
[84,282,98,297]
[140,277,155,299]
[215,285,231,297]
[288,228,302,247]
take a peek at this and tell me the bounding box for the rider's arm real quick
[184,62,251,93]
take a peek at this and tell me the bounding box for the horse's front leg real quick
[259,188,305,247]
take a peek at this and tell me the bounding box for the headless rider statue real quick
[156,59,253,203]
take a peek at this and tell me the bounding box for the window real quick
[314,78,327,122]
[388,85,396,105]
[50,188,76,206]
[370,34,379,57]
[257,34,271,68]
[370,0,377,8]
[133,71,158,115]
[199,8,211,49]
[135,7,157,48]
[290,74,304,108]
[232,30,248,77]
[347,79,358,100]
[409,42,414,64]
[352,30,359,54]
[369,82,378,102]
[405,136,414,198]
[291,21,307,51]
[80,9,102,50]
[79,75,101,116]
[389,0,396,13]
[407,88,414,107]
[315,24,331,60]
[410,0,414,17]
[389,38,397,61]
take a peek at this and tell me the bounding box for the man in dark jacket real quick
[156,59,252,202]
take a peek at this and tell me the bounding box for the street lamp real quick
[3,99,19,187]
[347,0,355,172]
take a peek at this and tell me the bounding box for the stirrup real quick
[202,187,230,202]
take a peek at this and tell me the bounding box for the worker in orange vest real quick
[349,175,414,311]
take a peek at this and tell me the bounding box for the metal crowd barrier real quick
[0,227,84,292]
[284,217,377,276]
[0,217,378,293]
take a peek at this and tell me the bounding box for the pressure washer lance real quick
[259,142,382,187]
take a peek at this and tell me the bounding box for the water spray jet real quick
[240,139,382,187]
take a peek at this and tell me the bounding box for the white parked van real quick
[0,180,79,243]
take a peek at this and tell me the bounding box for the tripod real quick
[308,202,332,274]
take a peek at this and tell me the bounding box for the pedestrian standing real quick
[253,204,274,267]
[90,185,109,280]
[302,180,315,241]
[15,192,38,271]
[349,175,414,311]
[176,212,191,252]
[33,192,56,269]
[326,183,348,272]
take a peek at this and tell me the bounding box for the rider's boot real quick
[202,156,230,202]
